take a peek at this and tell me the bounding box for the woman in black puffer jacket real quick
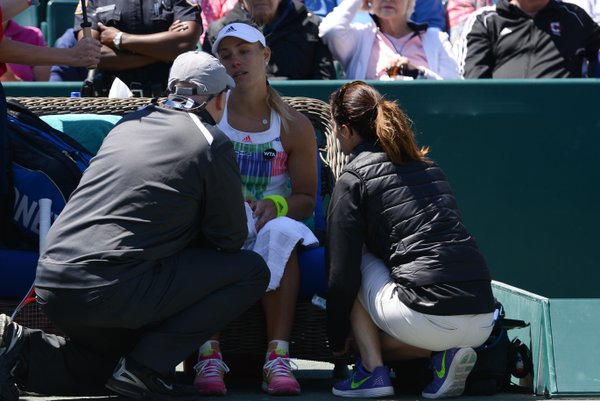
[326,80,495,399]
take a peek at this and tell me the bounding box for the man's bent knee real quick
[240,250,271,291]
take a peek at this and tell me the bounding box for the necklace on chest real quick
[229,100,270,126]
[229,115,270,139]
[236,112,269,126]
[383,31,419,55]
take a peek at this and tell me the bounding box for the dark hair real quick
[329,80,428,164]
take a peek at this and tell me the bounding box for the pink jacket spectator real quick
[446,0,495,44]
[0,7,5,76]
[199,0,237,41]
[2,19,47,81]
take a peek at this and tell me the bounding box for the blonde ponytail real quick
[266,84,293,135]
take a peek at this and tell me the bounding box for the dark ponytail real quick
[330,80,428,164]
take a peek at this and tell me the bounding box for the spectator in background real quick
[200,0,238,41]
[303,0,338,17]
[202,0,337,79]
[74,0,202,97]
[446,0,496,44]
[412,0,446,29]
[448,0,598,45]
[351,0,447,29]
[568,0,600,77]
[456,0,600,78]
[50,28,87,82]
[319,0,460,80]
[564,0,600,22]
[1,18,50,81]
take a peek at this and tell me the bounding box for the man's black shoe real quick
[106,357,199,401]
[0,314,24,401]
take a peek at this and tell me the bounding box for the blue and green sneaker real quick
[422,347,477,399]
[332,359,394,398]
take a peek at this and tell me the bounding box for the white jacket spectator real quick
[319,0,460,80]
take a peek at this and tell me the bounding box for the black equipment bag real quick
[465,302,533,395]
[0,99,92,249]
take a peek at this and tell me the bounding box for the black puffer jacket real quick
[326,142,494,352]
[202,0,336,79]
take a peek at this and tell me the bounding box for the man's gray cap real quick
[168,51,235,95]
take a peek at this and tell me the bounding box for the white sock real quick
[198,340,220,358]
[267,340,289,360]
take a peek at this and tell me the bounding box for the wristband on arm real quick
[262,195,288,217]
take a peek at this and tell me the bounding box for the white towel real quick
[243,203,319,291]
[108,77,134,98]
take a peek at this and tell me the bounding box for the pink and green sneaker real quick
[262,348,301,395]
[193,349,229,396]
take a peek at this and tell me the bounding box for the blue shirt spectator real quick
[412,0,446,30]
[304,0,338,17]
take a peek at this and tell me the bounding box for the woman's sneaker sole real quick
[332,385,394,398]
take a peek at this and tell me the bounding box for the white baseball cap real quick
[212,22,267,55]
[168,51,235,95]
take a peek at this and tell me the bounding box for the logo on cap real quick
[225,25,237,33]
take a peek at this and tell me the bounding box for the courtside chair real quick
[45,0,78,47]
